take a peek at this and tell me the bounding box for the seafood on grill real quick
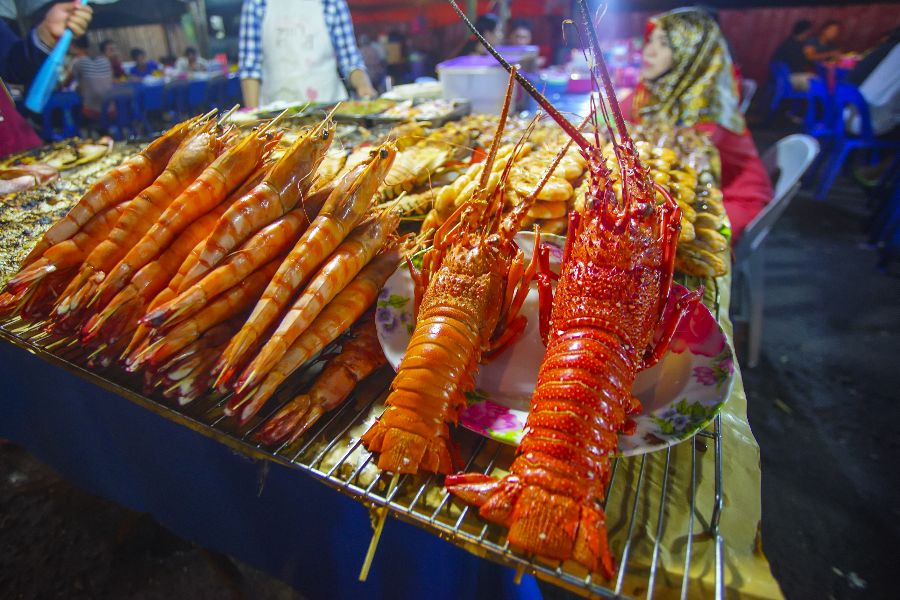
[213,142,396,389]
[143,206,319,330]
[443,0,702,577]
[256,312,386,445]
[20,113,210,268]
[41,138,114,170]
[0,164,59,195]
[1,201,131,318]
[53,119,232,326]
[232,201,401,400]
[421,141,531,233]
[183,118,335,286]
[227,243,407,423]
[90,124,282,313]
[361,68,575,476]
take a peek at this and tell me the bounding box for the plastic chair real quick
[732,134,820,368]
[768,61,806,119]
[803,77,837,139]
[135,82,165,134]
[206,76,228,111]
[814,82,900,201]
[40,91,81,141]
[187,80,209,114]
[99,85,137,140]
[225,75,243,106]
[162,80,189,119]
[739,78,756,115]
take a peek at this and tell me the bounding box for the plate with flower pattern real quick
[375,232,734,456]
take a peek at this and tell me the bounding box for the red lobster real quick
[361,69,578,475]
[444,0,703,578]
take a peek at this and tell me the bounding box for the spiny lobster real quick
[443,0,703,577]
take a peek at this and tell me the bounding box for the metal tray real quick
[0,280,726,599]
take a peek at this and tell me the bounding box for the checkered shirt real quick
[239,0,366,81]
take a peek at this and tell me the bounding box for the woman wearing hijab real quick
[626,8,772,243]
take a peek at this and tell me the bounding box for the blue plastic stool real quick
[187,80,209,114]
[40,91,81,141]
[815,82,900,201]
[163,80,189,120]
[99,86,137,140]
[768,61,807,120]
[225,75,242,106]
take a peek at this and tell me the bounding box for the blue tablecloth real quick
[0,341,542,599]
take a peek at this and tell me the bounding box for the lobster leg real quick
[643,286,704,369]
[407,255,425,320]
[536,246,555,346]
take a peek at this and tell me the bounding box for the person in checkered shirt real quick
[239,0,376,107]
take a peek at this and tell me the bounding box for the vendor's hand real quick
[37,1,93,47]
[349,69,377,99]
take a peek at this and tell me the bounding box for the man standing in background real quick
[238,0,375,107]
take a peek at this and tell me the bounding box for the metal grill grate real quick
[0,282,726,599]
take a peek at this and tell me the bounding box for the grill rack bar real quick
[0,281,727,598]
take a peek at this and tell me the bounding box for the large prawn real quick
[182,118,335,287]
[443,1,702,577]
[212,143,397,389]
[88,123,282,313]
[53,119,233,325]
[20,113,210,268]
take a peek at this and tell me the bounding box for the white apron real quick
[260,0,349,105]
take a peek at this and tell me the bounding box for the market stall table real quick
[0,282,780,598]
[0,118,782,598]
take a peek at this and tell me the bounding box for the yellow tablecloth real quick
[610,276,783,599]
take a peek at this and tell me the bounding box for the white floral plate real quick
[375,232,734,457]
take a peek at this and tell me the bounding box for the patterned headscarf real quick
[632,8,745,134]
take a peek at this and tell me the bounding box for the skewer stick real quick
[217,104,240,125]
[44,336,77,351]
[199,108,219,123]
[358,472,400,582]
[513,565,525,585]
[258,108,290,134]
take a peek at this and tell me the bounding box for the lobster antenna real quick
[474,66,517,206]
[575,0,630,143]
[488,112,542,234]
[446,0,591,151]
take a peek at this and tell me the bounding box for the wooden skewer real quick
[258,108,290,134]
[513,565,525,585]
[358,472,400,582]
[217,104,240,125]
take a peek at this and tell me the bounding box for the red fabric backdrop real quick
[349,2,900,84]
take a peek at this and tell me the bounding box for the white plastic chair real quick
[732,134,819,367]
[739,78,757,115]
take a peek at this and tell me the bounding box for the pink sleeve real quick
[696,124,773,244]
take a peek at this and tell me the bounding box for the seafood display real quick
[0,5,747,589]
[440,0,704,577]
[0,113,403,430]
[256,311,386,446]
